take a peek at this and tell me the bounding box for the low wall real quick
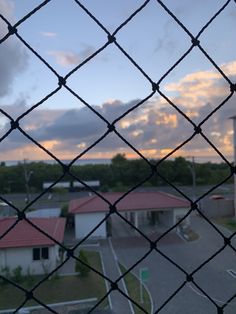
[199,198,234,218]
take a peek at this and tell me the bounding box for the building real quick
[0,217,66,275]
[69,191,190,239]
[43,180,100,191]
[0,201,15,217]
[26,208,61,218]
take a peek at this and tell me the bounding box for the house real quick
[69,191,190,239]
[0,217,66,275]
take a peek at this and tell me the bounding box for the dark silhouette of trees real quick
[0,155,232,194]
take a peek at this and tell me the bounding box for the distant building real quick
[0,217,65,275]
[69,191,190,239]
[71,180,100,192]
[43,180,100,191]
[43,181,70,190]
[0,202,15,217]
[26,208,61,218]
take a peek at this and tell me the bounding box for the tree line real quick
[0,154,232,194]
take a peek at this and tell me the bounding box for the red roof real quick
[0,217,66,249]
[69,191,190,214]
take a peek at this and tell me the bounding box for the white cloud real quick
[40,31,57,37]
[47,51,80,67]
[47,46,95,67]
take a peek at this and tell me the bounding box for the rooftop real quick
[69,191,190,214]
[0,217,66,249]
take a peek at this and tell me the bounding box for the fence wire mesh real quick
[0,0,236,313]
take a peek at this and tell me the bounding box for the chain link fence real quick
[0,0,236,313]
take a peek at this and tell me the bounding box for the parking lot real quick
[111,215,236,313]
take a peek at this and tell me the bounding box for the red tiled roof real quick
[69,191,190,214]
[0,217,66,249]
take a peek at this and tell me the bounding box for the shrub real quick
[25,267,35,287]
[60,203,68,217]
[75,250,90,277]
[0,266,11,285]
[12,266,23,283]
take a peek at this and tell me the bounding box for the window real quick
[33,247,49,261]
[42,247,49,259]
[33,248,40,261]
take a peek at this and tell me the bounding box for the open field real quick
[213,216,236,232]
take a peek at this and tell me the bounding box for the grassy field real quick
[0,251,108,310]
[213,217,236,232]
[119,264,152,314]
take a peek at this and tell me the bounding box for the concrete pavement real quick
[99,238,134,314]
[60,228,133,314]
[111,215,236,313]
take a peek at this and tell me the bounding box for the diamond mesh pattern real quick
[0,1,236,313]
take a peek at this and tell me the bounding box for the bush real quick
[0,266,11,285]
[75,250,91,277]
[60,203,68,217]
[25,267,36,287]
[12,266,23,283]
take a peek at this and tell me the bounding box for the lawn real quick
[119,264,152,314]
[0,251,108,310]
[213,217,236,232]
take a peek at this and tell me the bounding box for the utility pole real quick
[231,116,236,217]
[23,159,33,204]
[188,156,196,201]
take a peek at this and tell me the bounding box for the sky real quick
[0,0,236,163]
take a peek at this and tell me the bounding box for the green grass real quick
[0,251,108,310]
[119,264,152,314]
[214,217,236,232]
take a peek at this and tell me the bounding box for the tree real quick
[60,203,69,217]
[75,250,90,277]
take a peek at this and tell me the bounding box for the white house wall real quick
[173,208,190,226]
[158,210,173,227]
[0,245,58,275]
[75,212,106,239]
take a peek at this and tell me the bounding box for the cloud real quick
[40,32,57,37]
[0,60,235,161]
[48,46,94,67]
[154,37,177,55]
[164,61,236,109]
[0,0,28,97]
[47,51,80,67]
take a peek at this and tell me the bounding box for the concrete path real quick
[99,238,134,314]
[60,229,134,313]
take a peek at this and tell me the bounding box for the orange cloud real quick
[156,113,177,128]
[164,60,236,108]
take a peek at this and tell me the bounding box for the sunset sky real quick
[0,0,236,163]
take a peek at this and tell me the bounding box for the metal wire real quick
[0,0,236,313]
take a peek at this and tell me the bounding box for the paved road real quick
[99,239,133,314]
[111,215,236,314]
